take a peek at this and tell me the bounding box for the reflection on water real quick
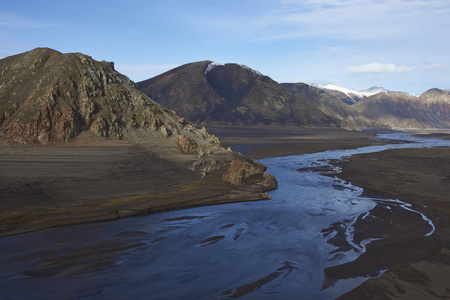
[1,133,449,299]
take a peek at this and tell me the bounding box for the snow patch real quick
[360,86,389,95]
[204,61,224,75]
[204,61,263,76]
[239,64,263,76]
[313,83,389,99]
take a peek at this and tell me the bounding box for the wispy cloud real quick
[274,0,449,40]
[422,63,447,70]
[115,64,179,81]
[347,62,447,73]
[203,0,450,42]
[347,62,417,73]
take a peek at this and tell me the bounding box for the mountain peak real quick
[138,62,339,127]
[203,61,263,77]
[419,88,450,104]
[204,61,224,75]
[0,48,216,149]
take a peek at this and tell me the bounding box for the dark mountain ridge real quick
[138,61,340,127]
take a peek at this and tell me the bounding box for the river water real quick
[1,133,449,299]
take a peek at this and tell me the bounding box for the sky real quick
[1,0,449,95]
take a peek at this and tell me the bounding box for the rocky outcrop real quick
[223,158,277,190]
[177,135,199,152]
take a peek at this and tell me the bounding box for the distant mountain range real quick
[1,49,448,134]
[311,83,389,105]
[138,61,450,130]
[311,83,450,128]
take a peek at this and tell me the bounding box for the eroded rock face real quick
[223,158,277,190]
[258,172,278,189]
[177,135,199,152]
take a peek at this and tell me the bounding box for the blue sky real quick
[1,0,449,94]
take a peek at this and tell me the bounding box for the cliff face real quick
[138,61,340,127]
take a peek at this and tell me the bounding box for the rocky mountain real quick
[282,83,378,129]
[0,48,277,190]
[137,61,339,127]
[295,83,450,129]
[0,47,190,144]
[354,90,450,129]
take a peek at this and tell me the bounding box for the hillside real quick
[0,48,205,145]
[138,61,339,127]
[282,83,378,129]
[354,91,450,129]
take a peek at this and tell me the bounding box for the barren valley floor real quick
[1,126,449,299]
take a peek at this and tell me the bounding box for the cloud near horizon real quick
[347,62,417,73]
[347,62,447,73]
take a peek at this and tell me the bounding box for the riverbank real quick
[0,130,275,237]
[335,147,450,299]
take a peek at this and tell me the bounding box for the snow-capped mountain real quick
[311,83,390,105]
[204,61,262,76]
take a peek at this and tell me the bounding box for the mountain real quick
[312,83,388,105]
[282,83,378,129]
[0,48,277,189]
[418,88,450,125]
[354,90,450,129]
[0,47,196,145]
[138,61,449,130]
[310,83,450,129]
[137,61,339,127]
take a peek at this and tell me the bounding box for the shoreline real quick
[334,147,450,299]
